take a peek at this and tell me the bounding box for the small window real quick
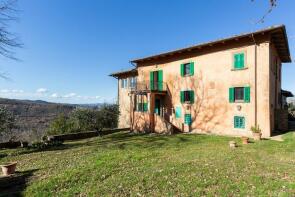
[184,91,191,102]
[181,62,194,76]
[184,63,190,76]
[184,114,192,125]
[121,79,125,88]
[180,90,194,104]
[130,77,137,88]
[234,87,244,101]
[137,103,148,112]
[229,87,250,103]
[234,116,245,129]
[233,53,245,69]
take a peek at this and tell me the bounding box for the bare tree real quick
[252,0,277,24]
[0,0,22,79]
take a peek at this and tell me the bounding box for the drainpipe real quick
[251,34,258,127]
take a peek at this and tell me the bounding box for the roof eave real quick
[131,25,291,64]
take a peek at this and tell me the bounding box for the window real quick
[181,62,194,76]
[234,116,245,129]
[130,77,137,88]
[234,87,244,101]
[184,63,190,75]
[137,103,148,112]
[229,87,250,103]
[121,78,127,88]
[180,90,194,104]
[233,53,245,69]
[150,70,163,91]
[184,114,192,125]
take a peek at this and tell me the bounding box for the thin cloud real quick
[36,88,48,94]
[0,88,102,102]
[50,93,60,98]
[63,93,77,98]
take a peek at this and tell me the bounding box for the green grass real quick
[1,131,295,196]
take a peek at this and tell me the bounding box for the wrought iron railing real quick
[131,81,167,92]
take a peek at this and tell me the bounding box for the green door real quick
[150,70,163,91]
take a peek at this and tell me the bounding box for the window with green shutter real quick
[234,53,245,69]
[180,90,194,104]
[184,114,192,125]
[181,62,194,76]
[143,103,148,112]
[136,103,148,112]
[150,72,154,90]
[244,86,250,103]
[175,106,181,118]
[234,116,245,129]
[229,87,250,103]
[150,70,163,91]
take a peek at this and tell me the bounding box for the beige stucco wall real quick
[269,43,283,132]
[118,79,131,128]
[134,39,273,137]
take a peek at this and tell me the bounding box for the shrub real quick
[47,104,119,135]
[47,114,76,135]
[30,140,63,150]
[251,125,261,133]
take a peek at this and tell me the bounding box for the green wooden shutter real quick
[180,64,184,76]
[175,106,181,118]
[190,62,194,76]
[180,91,184,103]
[158,70,163,91]
[234,54,239,69]
[240,53,245,68]
[184,114,192,125]
[229,87,234,103]
[234,53,245,69]
[190,91,194,104]
[234,116,238,128]
[143,103,148,112]
[150,71,154,90]
[244,86,250,103]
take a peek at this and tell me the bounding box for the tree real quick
[0,106,15,134]
[92,104,119,132]
[70,108,96,131]
[47,114,75,135]
[0,0,22,79]
[251,0,277,23]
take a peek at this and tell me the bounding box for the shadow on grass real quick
[0,153,8,159]
[95,132,199,150]
[0,169,38,197]
[9,132,221,156]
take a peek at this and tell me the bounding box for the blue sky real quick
[0,0,294,104]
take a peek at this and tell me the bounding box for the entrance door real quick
[155,98,161,116]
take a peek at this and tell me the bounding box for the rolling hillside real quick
[0,98,102,142]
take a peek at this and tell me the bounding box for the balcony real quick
[130,81,167,93]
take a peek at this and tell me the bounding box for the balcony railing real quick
[131,81,167,92]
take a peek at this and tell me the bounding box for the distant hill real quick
[0,98,103,142]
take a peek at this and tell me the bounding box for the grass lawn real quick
[1,131,295,196]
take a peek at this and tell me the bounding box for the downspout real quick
[251,34,258,127]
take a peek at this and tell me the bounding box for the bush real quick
[47,104,119,135]
[30,140,63,150]
[47,114,76,135]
